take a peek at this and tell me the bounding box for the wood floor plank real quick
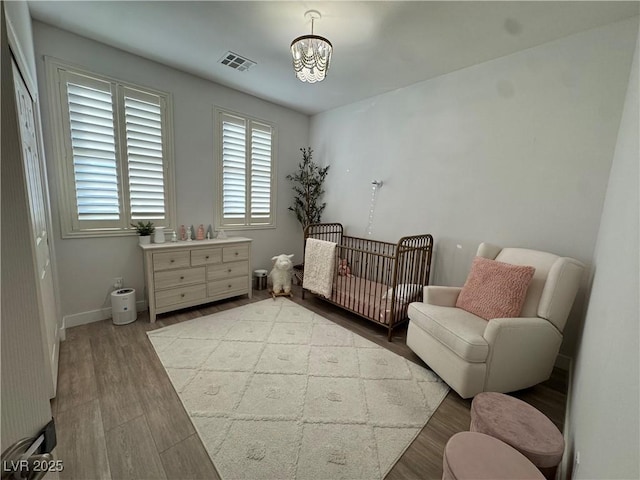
[387,393,471,479]
[56,399,111,480]
[159,434,221,480]
[91,333,145,432]
[109,313,164,349]
[55,335,98,414]
[122,332,195,453]
[105,415,167,480]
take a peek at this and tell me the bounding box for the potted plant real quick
[286,147,330,231]
[286,147,330,281]
[131,221,155,245]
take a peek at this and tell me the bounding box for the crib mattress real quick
[331,275,411,325]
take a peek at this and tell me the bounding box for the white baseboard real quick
[61,301,147,334]
[555,353,572,371]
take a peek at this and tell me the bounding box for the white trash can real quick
[111,288,137,325]
[254,269,268,290]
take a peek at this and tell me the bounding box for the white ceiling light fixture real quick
[290,10,333,83]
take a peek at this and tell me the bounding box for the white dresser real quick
[139,237,252,322]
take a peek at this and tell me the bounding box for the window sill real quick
[215,224,277,232]
[61,228,175,240]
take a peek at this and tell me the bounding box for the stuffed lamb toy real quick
[270,254,294,294]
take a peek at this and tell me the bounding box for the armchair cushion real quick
[456,257,535,320]
[408,302,489,363]
[494,248,558,318]
[423,285,462,307]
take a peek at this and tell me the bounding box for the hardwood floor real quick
[52,286,567,479]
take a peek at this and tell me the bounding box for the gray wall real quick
[310,17,638,358]
[33,22,309,323]
[567,28,639,479]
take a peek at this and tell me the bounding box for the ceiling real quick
[27,1,639,115]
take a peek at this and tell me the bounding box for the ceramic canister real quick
[154,226,165,243]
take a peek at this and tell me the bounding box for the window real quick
[46,58,175,237]
[215,108,276,229]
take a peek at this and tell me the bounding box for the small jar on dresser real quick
[139,237,252,322]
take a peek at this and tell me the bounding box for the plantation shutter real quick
[250,122,272,224]
[221,113,247,224]
[62,72,122,228]
[123,88,167,220]
[217,108,275,228]
[50,59,175,236]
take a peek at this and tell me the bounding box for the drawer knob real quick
[234,252,238,256]
[181,293,185,298]
[205,255,210,259]
[180,276,185,280]
[228,269,232,273]
[228,284,232,288]
[170,259,175,263]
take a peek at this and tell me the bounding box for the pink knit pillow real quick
[456,257,535,320]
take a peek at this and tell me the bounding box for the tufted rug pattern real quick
[148,298,448,479]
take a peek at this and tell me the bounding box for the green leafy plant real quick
[131,221,155,236]
[286,147,330,231]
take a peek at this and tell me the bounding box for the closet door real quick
[12,58,59,397]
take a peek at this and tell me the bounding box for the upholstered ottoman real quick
[470,392,564,480]
[442,432,544,480]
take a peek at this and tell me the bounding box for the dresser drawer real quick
[223,245,249,262]
[140,238,252,322]
[207,261,249,282]
[155,284,206,309]
[153,251,190,271]
[208,276,249,297]
[191,248,222,266]
[154,267,205,290]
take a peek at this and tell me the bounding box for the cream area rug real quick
[148,298,448,480]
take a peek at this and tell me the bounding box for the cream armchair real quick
[407,243,584,399]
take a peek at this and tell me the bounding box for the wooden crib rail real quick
[397,233,434,287]
[304,223,343,243]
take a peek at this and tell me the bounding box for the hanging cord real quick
[366,181,383,236]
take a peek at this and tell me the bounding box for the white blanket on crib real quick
[303,238,336,298]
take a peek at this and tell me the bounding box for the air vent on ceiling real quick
[219,51,256,72]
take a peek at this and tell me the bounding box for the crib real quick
[302,223,433,341]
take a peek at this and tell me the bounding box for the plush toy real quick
[338,258,352,277]
[270,254,294,295]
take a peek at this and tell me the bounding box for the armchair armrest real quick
[423,286,462,307]
[483,317,563,392]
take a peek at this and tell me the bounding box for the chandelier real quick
[290,10,332,83]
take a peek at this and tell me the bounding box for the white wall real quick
[310,17,638,357]
[567,28,639,480]
[4,1,37,86]
[33,22,309,322]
